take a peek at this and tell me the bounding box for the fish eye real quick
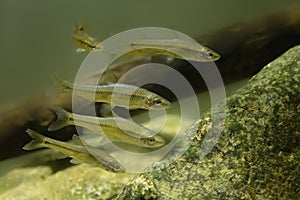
[208,52,214,57]
[142,137,155,145]
[153,97,162,105]
[147,137,156,145]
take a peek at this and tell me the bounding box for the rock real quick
[0,166,52,195]
[0,163,135,200]
[117,46,300,199]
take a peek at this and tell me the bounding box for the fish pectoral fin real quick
[75,48,87,53]
[69,159,81,165]
[53,151,68,159]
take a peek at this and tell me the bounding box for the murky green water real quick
[0,0,298,104]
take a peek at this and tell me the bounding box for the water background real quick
[0,0,298,104]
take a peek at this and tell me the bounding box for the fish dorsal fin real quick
[71,135,84,146]
[76,24,84,31]
[70,158,81,165]
[45,74,72,96]
[99,70,117,85]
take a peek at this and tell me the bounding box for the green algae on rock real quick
[117,45,300,199]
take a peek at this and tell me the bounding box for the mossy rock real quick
[117,45,300,199]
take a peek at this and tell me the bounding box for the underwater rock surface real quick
[0,163,134,200]
[118,46,300,199]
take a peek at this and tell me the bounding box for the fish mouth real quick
[162,100,171,109]
[105,162,126,173]
[156,135,166,146]
[203,47,221,61]
[209,52,221,61]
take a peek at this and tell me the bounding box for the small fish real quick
[48,107,165,148]
[23,129,125,172]
[130,39,220,62]
[52,74,171,110]
[72,24,102,52]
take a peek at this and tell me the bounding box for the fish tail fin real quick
[23,129,45,150]
[46,74,73,96]
[48,107,72,131]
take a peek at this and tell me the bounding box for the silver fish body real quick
[130,39,220,62]
[23,129,125,172]
[54,75,171,110]
[48,107,165,148]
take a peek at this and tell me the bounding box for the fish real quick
[23,129,125,172]
[53,74,171,110]
[72,24,102,52]
[48,107,166,148]
[130,39,220,62]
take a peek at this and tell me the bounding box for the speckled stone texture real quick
[0,163,135,200]
[118,45,300,200]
